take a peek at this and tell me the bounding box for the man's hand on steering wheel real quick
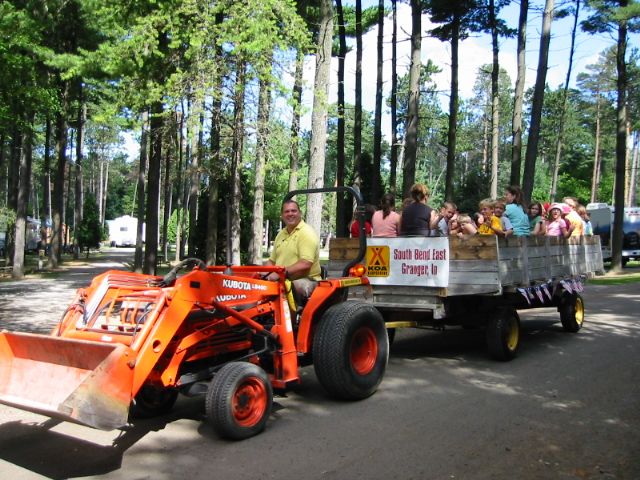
[265,271,284,282]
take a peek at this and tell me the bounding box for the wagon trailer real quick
[328,234,604,360]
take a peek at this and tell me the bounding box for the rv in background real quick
[587,203,640,265]
[0,217,43,254]
[106,215,141,247]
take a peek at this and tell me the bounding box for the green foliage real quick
[390,60,448,198]
[466,63,515,193]
[425,0,488,42]
[325,104,383,204]
[77,194,103,251]
[582,0,640,34]
[0,207,16,232]
[104,153,137,219]
[167,208,188,245]
[331,4,381,56]
[455,169,491,214]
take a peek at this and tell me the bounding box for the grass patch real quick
[590,273,640,285]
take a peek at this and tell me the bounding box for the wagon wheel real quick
[486,307,521,361]
[313,302,389,400]
[559,292,584,333]
[206,362,273,440]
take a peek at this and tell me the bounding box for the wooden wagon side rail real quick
[328,235,604,300]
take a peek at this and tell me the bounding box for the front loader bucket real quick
[0,332,134,430]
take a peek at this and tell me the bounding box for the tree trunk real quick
[336,0,348,237]
[0,133,5,207]
[372,0,385,205]
[73,88,85,260]
[444,15,460,202]
[162,114,174,262]
[402,0,421,198]
[49,84,69,269]
[8,126,21,211]
[353,0,363,193]
[510,0,528,186]
[549,0,580,203]
[629,132,639,206]
[143,101,163,275]
[187,102,203,257]
[98,157,104,226]
[134,110,149,272]
[229,59,246,265]
[289,51,304,194]
[43,117,52,244]
[206,67,223,265]
[482,111,489,173]
[102,164,109,228]
[306,0,333,234]
[489,0,500,199]
[248,73,272,264]
[12,119,33,279]
[590,93,602,203]
[389,0,399,196]
[522,0,554,203]
[65,149,73,251]
[625,118,632,206]
[610,3,628,272]
[174,108,185,262]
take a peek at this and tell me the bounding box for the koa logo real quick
[366,245,390,277]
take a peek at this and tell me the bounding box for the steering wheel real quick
[158,258,207,287]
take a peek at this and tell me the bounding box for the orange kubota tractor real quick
[0,187,388,440]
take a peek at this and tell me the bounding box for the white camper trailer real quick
[106,215,140,247]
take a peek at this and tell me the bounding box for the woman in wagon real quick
[399,183,439,236]
[503,185,531,236]
[371,193,401,237]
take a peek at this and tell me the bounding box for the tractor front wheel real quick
[313,302,388,400]
[206,362,273,440]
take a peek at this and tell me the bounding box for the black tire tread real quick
[560,293,584,333]
[486,307,520,361]
[313,301,388,400]
[205,362,272,440]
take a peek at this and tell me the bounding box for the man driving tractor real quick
[264,199,321,298]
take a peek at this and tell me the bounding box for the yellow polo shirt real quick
[270,220,321,280]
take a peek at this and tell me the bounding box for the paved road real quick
[0,258,638,480]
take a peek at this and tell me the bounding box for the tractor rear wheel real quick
[486,307,521,361]
[206,362,273,440]
[559,292,584,333]
[130,385,178,419]
[313,302,388,400]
